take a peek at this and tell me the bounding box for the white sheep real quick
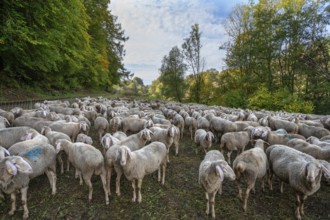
[118,141,167,203]
[198,150,236,219]
[55,139,109,205]
[112,131,127,141]
[76,133,93,145]
[49,121,89,142]
[194,129,214,153]
[266,144,329,220]
[41,126,71,173]
[219,131,251,164]
[287,138,330,161]
[298,122,330,139]
[104,128,153,196]
[185,116,197,140]
[267,115,299,133]
[0,144,57,219]
[94,116,109,142]
[101,133,120,155]
[149,125,176,158]
[121,117,153,134]
[233,139,268,211]
[0,127,39,148]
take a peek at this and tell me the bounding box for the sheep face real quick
[0,156,33,187]
[140,129,153,142]
[119,146,131,166]
[305,162,322,187]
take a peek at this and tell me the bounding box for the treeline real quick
[0,0,129,91]
[150,0,330,114]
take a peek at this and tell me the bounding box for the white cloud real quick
[109,0,248,85]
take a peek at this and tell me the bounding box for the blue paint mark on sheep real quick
[22,147,43,161]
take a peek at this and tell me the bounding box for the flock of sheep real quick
[0,96,330,219]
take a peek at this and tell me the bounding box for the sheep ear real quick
[215,165,224,182]
[7,156,33,174]
[321,164,330,177]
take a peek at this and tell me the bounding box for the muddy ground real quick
[0,125,329,220]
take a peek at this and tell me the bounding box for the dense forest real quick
[0,0,129,91]
[1,0,330,114]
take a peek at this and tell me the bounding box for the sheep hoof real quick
[23,212,29,220]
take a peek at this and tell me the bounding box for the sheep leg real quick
[227,151,232,165]
[45,169,57,195]
[297,193,307,218]
[280,181,284,193]
[243,182,255,212]
[218,182,222,195]
[57,154,64,174]
[175,143,179,156]
[76,170,83,185]
[137,179,143,203]
[115,170,122,196]
[83,173,93,202]
[268,170,273,191]
[106,166,112,196]
[210,191,216,219]
[295,193,303,220]
[100,172,109,205]
[205,192,210,215]
[21,187,29,219]
[236,178,242,200]
[8,192,16,216]
[158,167,161,182]
[132,180,137,202]
[161,164,166,185]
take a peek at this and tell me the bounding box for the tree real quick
[159,46,186,102]
[182,24,205,103]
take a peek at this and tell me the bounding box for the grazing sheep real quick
[287,138,330,161]
[104,128,153,196]
[266,145,329,220]
[150,125,176,162]
[306,136,330,148]
[194,129,214,153]
[267,116,298,133]
[233,139,268,211]
[76,133,93,145]
[209,115,237,142]
[185,116,197,140]
[0,127,39,148]
[219,131,251,164]
[49,121,89,142]
[197,116,210,131]
[118,142,167,203]
[252,129,306,146]
[109,116,122,133]
[172,113,185,139]
[41,126,71,173]
[112,131,127,141]
[94,116,109,142]
[0,144,57,219]
[198,150,236,219]
[121,117,153,134]
[298,123,330,139]
[55,139,109,205]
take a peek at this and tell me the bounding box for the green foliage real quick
[223,89,247,108]
[247,86,314,113]
[159,46,187,102]
[0,0,128,91]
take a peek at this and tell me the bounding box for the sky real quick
[109,0,249,85]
